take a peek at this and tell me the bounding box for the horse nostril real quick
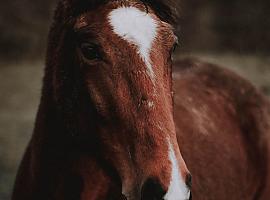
[185,173,192,189]
[141,178,166,200]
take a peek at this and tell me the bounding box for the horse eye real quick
[80,42,101,61]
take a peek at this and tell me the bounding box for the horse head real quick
[46,0,191,199]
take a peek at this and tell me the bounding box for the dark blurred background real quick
[0,0,269,199]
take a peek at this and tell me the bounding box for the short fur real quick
[12,0,270,200]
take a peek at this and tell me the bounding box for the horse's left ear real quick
[141,0,180,25]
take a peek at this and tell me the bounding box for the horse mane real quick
[58,0,180,25]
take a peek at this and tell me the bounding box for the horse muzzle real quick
[122,175,192,200]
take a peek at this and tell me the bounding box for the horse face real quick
[73,1,191,199]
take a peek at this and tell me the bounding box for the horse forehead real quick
[108,6,158,78]
[108,6,158,46]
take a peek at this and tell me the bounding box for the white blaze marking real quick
[164,141,190,200]
[108,6,157,79]
[148,101,154,108]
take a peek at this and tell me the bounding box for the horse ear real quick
[141,0,180,25]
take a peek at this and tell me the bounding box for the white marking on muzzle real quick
[108,6,157,79]
[164,141,190,200]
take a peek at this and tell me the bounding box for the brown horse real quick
[12,0,270,200]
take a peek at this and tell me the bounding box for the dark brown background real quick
[0,1,269,199]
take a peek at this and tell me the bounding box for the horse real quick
[12,0,270,199]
